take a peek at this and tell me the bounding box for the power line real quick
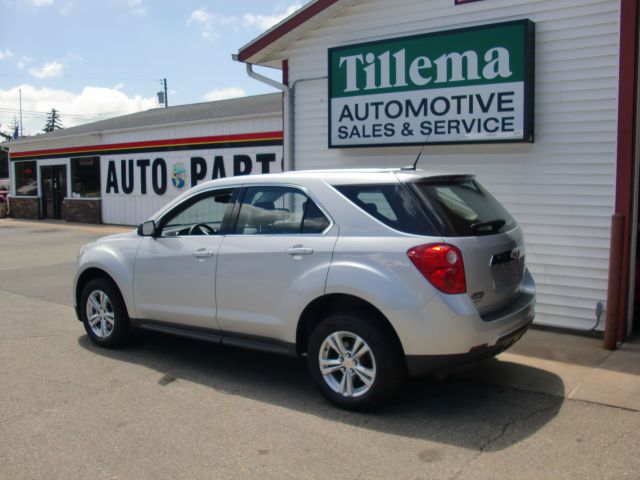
[0,107,112,120]
[0,107,109,119]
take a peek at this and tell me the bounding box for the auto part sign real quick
[328,20,534,147]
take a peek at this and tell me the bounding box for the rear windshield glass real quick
[334,184,436,235]
[410,179,516,236]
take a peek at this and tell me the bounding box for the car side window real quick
[334,184,436,235]
[160,189,234,237]
[353,190,398,222]
[302,200,330,234]
[234,186,329,235]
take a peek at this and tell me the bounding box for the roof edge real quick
[6,93,282,148]
[237,0,343,64]
[6,111,281,151]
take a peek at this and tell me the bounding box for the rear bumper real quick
[390,264,536,357]
[406,319,532,376]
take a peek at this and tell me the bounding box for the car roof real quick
[150,168,476,223]
[190,168,474,191]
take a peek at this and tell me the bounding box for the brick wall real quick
[8,197,40,219]
[62,199,101,224]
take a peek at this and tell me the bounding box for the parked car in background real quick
[0,178,11,199]
[74,169,535,409]
[0,178,9,207]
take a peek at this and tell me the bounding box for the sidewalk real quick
[467,328,640,411]
[1,217,131,234]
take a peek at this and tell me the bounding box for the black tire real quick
[80,278,132,348]
[307,312,405,410]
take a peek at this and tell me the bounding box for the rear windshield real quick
[410,178,516,236]
[334,184,437,235]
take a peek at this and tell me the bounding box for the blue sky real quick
[0,0,307,136]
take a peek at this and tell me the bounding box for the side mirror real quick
[138,220,157,237]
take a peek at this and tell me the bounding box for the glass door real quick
[41,165,67,219]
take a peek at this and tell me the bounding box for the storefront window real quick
[14,161,38,196]
[71,157,100,198]
[0,149,8,178]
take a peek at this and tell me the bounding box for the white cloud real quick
[0,84,158,135]
[69,86,157,119]
[17,56,33,70]
[188,8,212,25]
[243,3,302,31]
[59,1,72,14]
[219,15,238,27]
[66,51,83,61]
[26,0,53,6]
[187,8,218,41]
[29,61,63,79]
[0,49,13,60]
[203,87,246,102]
[187,4,303,42]
[127,0,146,16]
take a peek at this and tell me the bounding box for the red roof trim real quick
[237,0,341,63]
[10,131,283,159]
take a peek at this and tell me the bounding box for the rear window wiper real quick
[470,219,506,234]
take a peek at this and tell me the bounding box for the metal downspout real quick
[243,62,294,172]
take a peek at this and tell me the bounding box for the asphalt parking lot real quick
[2,218,640,479]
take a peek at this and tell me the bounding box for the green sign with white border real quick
[328,20,535,147]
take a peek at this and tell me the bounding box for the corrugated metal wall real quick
[276,0,620,330]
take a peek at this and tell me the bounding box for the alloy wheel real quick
[318,331,377,398]
[85,290,115,339]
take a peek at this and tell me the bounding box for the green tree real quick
[43,108,63,132]
[1,117,19,141]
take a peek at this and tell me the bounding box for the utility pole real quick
[19,88,23,137]
[163,78,168,108]
[156,78,169,108]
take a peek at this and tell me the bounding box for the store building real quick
[5,0,639,339]
[7,93,283,225]
[233,0,638,338]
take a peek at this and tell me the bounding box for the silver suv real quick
[74,169,535,409]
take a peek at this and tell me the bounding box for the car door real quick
[133,187,235,329]
[216,185,338,343]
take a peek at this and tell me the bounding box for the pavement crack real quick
[480,401,559,452]
[448,398,561,480]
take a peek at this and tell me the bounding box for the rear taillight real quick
[407,243,466,294]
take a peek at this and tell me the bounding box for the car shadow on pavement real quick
[78,331,564,452]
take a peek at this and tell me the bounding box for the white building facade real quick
[235,0,639,337]
[8,94,283,226]
[6,0,639,339]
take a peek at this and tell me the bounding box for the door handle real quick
[286,245,314,256]
[193,249,214,258]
